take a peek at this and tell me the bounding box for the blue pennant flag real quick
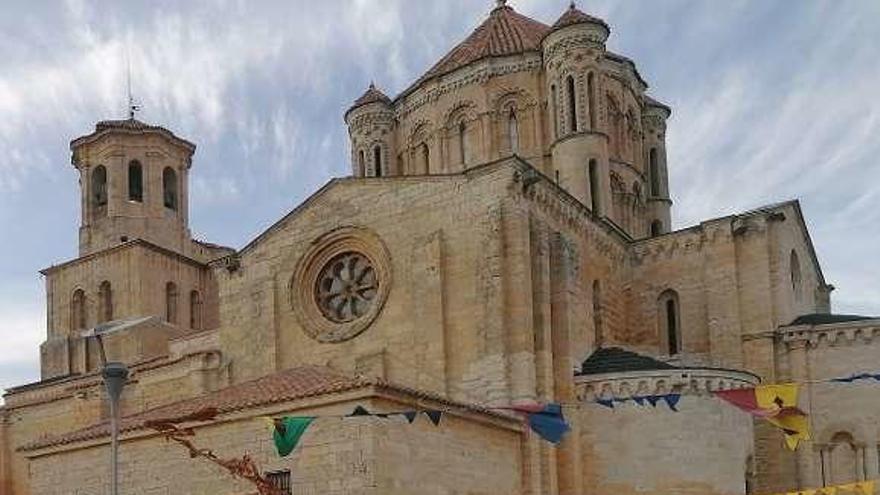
[595,398,615,409]
[526,403,570,444]
[830,372,880,383]
[663,394,681,412]
[632,396,646,406]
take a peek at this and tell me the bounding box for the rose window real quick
[315,252,379,323]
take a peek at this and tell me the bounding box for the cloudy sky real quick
[1,0,878,395]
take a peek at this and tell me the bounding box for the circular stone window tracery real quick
[290,227,391,343]
[315,252,378,323]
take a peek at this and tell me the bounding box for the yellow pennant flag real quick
[856,481,875,494]
[756,383,811,450]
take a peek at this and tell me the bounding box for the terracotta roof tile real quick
[412,4,550,89]
[347,82,392,116]
[549,3,609,32]
[71,118,196,152]
[20,365,512,451]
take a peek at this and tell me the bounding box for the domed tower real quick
[642,96,672,235]
[345,83,396,178]
[542,2,611,217]
[70,118,196,256]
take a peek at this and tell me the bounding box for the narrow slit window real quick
[589,159,600,213]
[166,282,178,324]
[650,148,661,196]
[458,121,467,165]
[566,75,577,133]
[587,72,596,130]
[98,281,113,323]
[190,290,202,330]
[373,146,383,177]
[508,107,519,153]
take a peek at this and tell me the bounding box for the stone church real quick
[1,1,878,494]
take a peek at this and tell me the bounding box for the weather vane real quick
[125,38,141,120]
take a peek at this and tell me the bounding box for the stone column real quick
[503,202,537,404]
[551,233,582,495]
[788,340,819,488]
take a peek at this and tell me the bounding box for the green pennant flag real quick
[272,416,315,457]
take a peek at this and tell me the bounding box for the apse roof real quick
[787,313,876,326]
[578,347,677,376]
[404,2,550,93]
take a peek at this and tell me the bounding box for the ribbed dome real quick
[346,83,392,117]
[549,2,609,33]
[416,2,550,85]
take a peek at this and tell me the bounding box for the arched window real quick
[163,167,178,210]
[358,150,366,176]
[458,121,467,165]
[828,432,858,485]
[651,220,663,237]
[550,84,559,139]
[507,107,519,153]
[92,165,108,208]
[587,72,596,130]
[189,290,202,330]
[649,148,661,197]
[566,75,577,133]
[659,290,681,355]
[373,146,383,177]
[128,160,143,202]
[71,289,86,330]
[165,282,178,324]
[589,159,601,213]
[593,280,603,346]
[98,281,113,323]
[790,250,802,297]
[420,143,430,174]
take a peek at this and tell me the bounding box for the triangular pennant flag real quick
[595,398,615,409]
[272,416,315,457]
[348,405,372,417]
[632,396,646,406]
[525,403,570,444]
[402,411,418,423]
[424,410,443,426]
[645,395,660,407]
[663,394,681,412]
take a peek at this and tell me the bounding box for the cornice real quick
[780,319,880,350]
[575,367,759,402]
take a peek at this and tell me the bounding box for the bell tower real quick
[70,118,196,256]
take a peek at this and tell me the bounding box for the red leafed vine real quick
[144,407,284,495]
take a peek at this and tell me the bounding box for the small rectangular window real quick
[267,470,291,495]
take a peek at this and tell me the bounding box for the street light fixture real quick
[83,321,131,495]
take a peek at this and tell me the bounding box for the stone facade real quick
[0,2,876,495]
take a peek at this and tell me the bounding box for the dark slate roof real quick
[578,347,677,376]
[788,313,875,326]
[549,3,609,32]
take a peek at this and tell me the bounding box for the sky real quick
[0,0,878,396]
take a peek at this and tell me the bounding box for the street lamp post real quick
[102,361,128,495]
[84,323,130,495]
